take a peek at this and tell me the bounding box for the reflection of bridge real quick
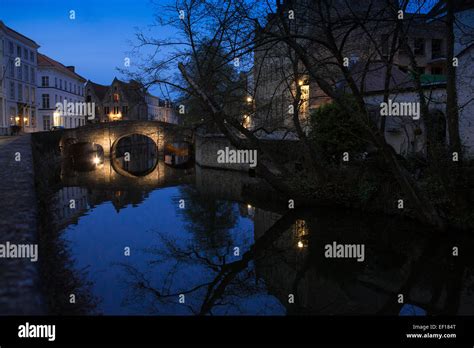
[60,120,193,157]
[61,158,194,190]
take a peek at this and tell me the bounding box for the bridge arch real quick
[59,120,193,177]
[110,133,159,178]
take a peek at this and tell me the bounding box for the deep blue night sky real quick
[1,0,435,90]
[0,0,174,90]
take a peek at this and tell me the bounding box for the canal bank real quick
[0,135,45,314]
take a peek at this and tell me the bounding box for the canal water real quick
[36,137,474,316]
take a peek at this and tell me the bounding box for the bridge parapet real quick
[59,121,192,157]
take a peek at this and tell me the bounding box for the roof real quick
[37,53,86,82]
[86,80,109,100]
[428,0,474,17]
[113,78,146,103]
[0,20,40,48]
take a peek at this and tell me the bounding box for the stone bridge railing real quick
[59,120,193,157]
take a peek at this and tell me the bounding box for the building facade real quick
[85,78,178,124]
[85,80,108,122]
[0,21,39,135]
[146,94,177,124]
[253,0,474,156]
[37,53,87,131]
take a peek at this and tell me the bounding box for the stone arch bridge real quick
[59,120,193,158]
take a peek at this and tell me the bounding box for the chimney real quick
[66,66,75,72]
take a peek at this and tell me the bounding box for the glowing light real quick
[53,111,61,127]
[243,114,251,129]
[15,116,20,122]
[297,241,304,249]
[92,156,101,165]
[247,204,252,209]
[246,96,252,103]
[298,80,304,86]
[109,112,122,121]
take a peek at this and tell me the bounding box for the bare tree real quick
[128,0,472,230]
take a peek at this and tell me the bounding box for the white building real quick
[36,53,87,131]
[146,94,178,124]
[0,21,40,135]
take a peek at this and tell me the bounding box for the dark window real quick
[399,37,409,55]
[432,39,443,59]
[8,60,14,77]
[41,76,49,87]
[431,66,443,75]
[414,38,425,56]
[42,94,50,109]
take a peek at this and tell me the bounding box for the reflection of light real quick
[243,115,251,128]
[15,116,20,122]
[246,203,255,217]
[109,112,122,121]
[295,220,308,250]
[246,96,252,103]
[92,156,101,165]
[298,80,304,86]
[23,117,28,122]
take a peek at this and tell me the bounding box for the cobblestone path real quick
[0,135,45,314]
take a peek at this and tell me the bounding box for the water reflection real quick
[114,134,158,176]
[68,142,104,172]
[36,141,474,316]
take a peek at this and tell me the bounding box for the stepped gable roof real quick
[87,80,109,100]
[112,77,147,103]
